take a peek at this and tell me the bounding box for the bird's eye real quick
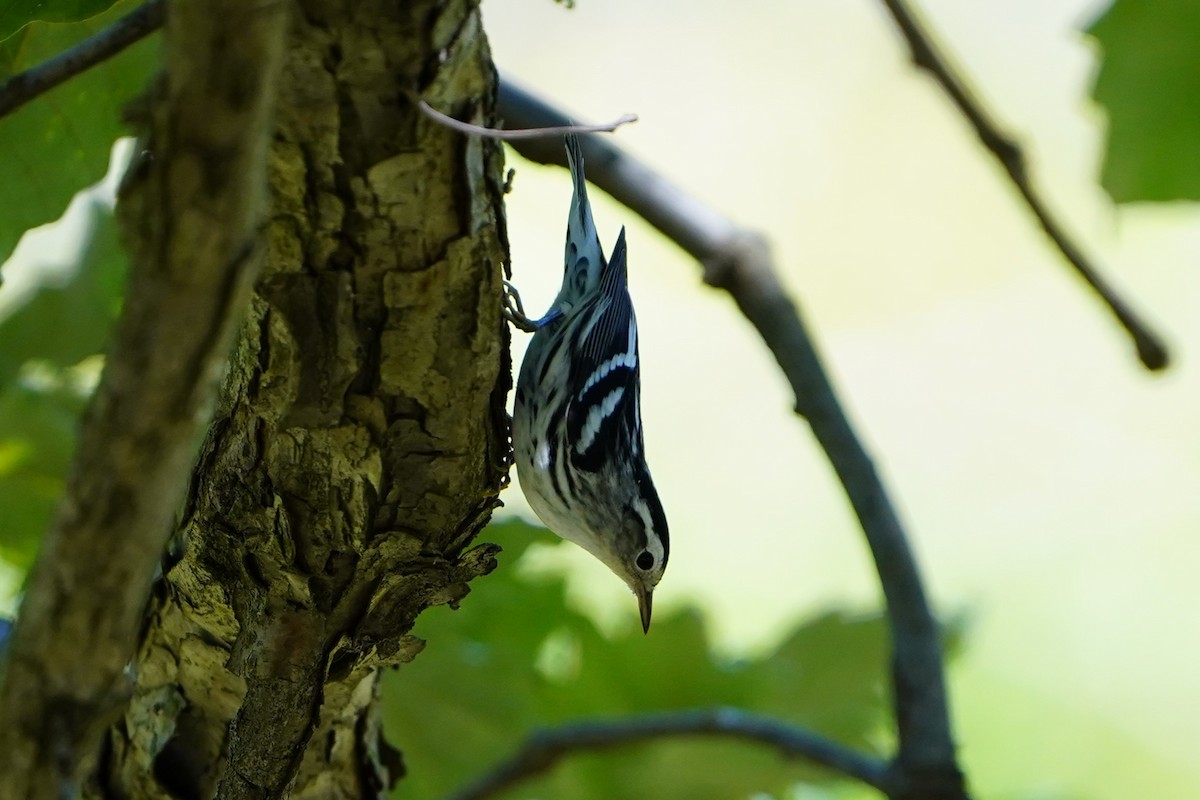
[636,550,655,571]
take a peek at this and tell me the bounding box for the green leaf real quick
[0,378,85,570]
[382,518,892,800]
[0,205,126,386]
[1088,0,1200,202]
[0,0,121,42]
[754,612,889,750]
[0,0,158,265]
[0,209,123,572]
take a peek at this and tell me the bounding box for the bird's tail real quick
[560,134,606,305]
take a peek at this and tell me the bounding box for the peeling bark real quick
[100,1,510,797]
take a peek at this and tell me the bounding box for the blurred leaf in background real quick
[382,518,893,800]
[0,0,150,592]
[0,0,157,266]
[1088,0,1200,202]
[0,0,121,42]
[0,367,88,571]
[0,202,126,385]
[0,207,125,573]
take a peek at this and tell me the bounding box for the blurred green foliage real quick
[0,208,125,570]
[0,0,150,576]
[0,206,126,386]
[0,0,157,266]
[1088,0,1200,202]
[0,370,87,569]
[382,519,891,800]
[0,0,120,42]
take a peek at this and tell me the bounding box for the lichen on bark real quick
[103,1,512,797]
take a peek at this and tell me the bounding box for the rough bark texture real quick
[0,2,287,798]
[99,1,510,798]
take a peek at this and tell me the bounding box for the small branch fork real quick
[442,708,893,800]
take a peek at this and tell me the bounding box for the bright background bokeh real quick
[0,0,1196,797]
[483,0,1200,797]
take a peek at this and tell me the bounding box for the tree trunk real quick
[101,1,510,797]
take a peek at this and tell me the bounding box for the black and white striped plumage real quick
[511,135,668,633]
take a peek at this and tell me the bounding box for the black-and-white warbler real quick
[507,134,668,633]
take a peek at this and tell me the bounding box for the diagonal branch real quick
[0,3,1170,368]
[499,79,967,800]
[0,0,164,120]
[0,0,288,796]
[876,0,1168,371]
[443,707,892,800]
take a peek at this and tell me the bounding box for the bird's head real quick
[590,482,668,634]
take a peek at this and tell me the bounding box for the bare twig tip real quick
[1135,335,1170,371]
[880,0,1169,373]
[416,94,637,141]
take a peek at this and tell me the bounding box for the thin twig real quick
[0,0,165,120]
[0,1,1162,372]
[443,707,893,800]
[876,0,1168,371]
[0,0,641,144]
[415,93,636,139]
[500,78,968,800]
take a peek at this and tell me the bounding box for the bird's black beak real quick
[637,587,653,634]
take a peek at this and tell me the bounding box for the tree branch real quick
[444,707,892,800]
[0,0,164,120]
[499,79,967,799]
[100,1,512,796]
[0,0,288,796]
[0,1,1169,368]
[876,0,1168,371]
